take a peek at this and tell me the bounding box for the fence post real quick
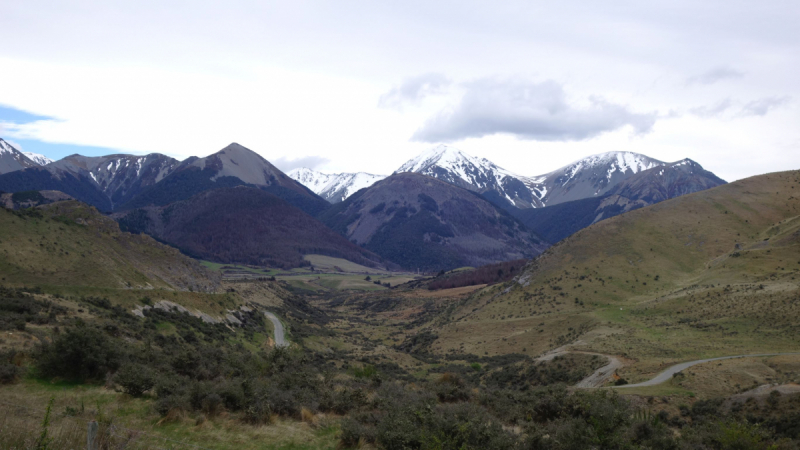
[87,421,98,450]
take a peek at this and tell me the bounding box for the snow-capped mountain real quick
[395,144,544,208]
[122,143,330,216]
[22,152,54,166]
[514,157,726,244]
[0,142,329,214]
[45,153,180,207]
[0,138,39,174]
[532,151,667,206]
[288,168,386,203]
[393,146,725,211]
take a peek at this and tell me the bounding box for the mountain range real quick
[318,172,548,271]
[0,141,328,215]
[513,158,727,243]
[0,137,728,270]
[291,144,725,244]
[290,144,724,213]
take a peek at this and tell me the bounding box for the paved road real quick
[575,355,624,388]
[264,312,289,348]
[614,352,800,388]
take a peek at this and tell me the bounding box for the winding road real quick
[613,352,800,388]
[264,311,289,348]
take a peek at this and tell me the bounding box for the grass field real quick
[0,379,339,450]
[0,202,216,292]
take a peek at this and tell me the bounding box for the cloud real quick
[378,73,451,109]
[411,78,657,143]
[688,98,735,117]
[686,66,744,86]
[271,155,331,172]
[738,96,791,117]
[687,96,791,118]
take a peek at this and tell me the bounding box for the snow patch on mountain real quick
[396,144,519,187]
[22,152,54,166]
[395,145,544,208]
[0,139,16,155]
[288,168,386,203]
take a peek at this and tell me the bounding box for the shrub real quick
[433,373,470,403]
[34,325,123,382]
[0,363,21,384]
[114,363,155,397]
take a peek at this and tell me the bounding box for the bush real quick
[433,373,471,403]
[35,325,123,382]
[114,363,155,397]
[0,363,21,384]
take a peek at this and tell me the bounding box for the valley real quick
[0,138,798,449]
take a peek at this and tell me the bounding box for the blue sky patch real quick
[0,104,127,161]
[7,138,127,160]
[0,104,56,124]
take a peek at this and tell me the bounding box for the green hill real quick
[0,200,219,292]
[431,170,800,382]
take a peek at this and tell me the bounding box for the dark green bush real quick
[0,363,21,384]
[114,363,155,397]
[35,325,123,382]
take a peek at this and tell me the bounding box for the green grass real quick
[0,203,213,292]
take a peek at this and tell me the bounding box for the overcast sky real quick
[1,1,798,181]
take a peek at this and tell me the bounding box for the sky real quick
[0,1,798,181]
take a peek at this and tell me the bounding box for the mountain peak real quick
[0,138,17,155]
[22,152,54,166]
[394,145,542,208]
[288,167,387,203]
[217,142,258,156]
[396,144,490,174]
[0,138,40,174]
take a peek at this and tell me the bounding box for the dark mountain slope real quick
[514,159,726,243]
[115,186,385,269]
[0,152,179,211]
[0,166,113,210]
[318,173,548,271]
[121,143,329,216]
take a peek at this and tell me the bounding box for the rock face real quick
[115,185,386,269]
[319,172,548,271]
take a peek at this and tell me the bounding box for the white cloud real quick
[686,66,744,86]
[271,155,331,172]
[378,73,451,110]
[738,96,792,117]
[412,78,657,142]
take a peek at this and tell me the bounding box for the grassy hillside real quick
[0,200,219,292]
[430,169,800,381]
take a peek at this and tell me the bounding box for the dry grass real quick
[0,380,339,450]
